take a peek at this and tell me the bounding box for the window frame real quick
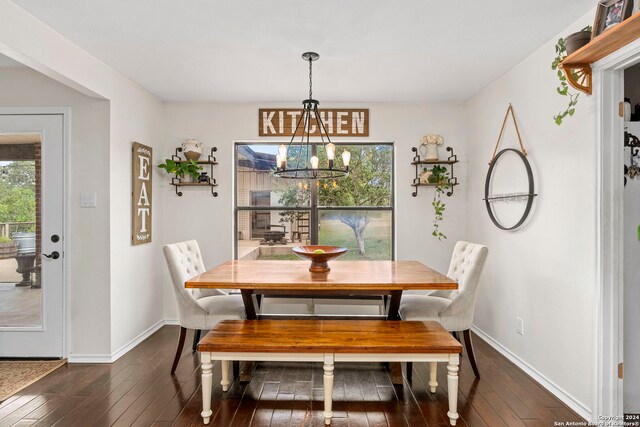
[234,141,395,260]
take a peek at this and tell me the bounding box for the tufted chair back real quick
[163,240,225,326]
[439,241,488,330]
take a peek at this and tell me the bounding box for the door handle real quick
[42,251,60,260]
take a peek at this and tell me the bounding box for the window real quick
[235,143,394,260]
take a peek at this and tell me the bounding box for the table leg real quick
[447,354,460,426]
[200,352,213,425]
[241,290,258,320]
[387,290,404,384]
[239,361,256,383]
[428,361,438,392]
[220,360,230,392]
[323,353,334,425]
[386,290,402,320]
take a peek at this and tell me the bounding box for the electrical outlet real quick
[516,317,524,335]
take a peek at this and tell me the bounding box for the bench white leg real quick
[221,360,230,392]
[428,362,438,393]
[200,352,213,425]
[323,353,334,425]
[447,354,460,426]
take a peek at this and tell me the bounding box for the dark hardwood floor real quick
[0,325,584,426]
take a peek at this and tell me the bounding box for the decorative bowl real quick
[292,245,348,273]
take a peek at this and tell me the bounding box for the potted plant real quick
[0,236,18,260]
[429,166,450,240]
[158,158,203,183]
[551,25,592,125]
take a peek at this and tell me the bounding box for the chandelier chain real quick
[308,57,313,99]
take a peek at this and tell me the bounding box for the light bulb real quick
[326,143,335,160]
[342,150,351,171]
[342,150,351,166]
[310,156,319,169]
[275,154,282,169]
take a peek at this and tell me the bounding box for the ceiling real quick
[12,0,594,102]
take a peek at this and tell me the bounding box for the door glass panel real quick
[0,134,41,327]
[319,210,392,260]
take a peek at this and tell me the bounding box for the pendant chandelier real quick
[273,52,350,180]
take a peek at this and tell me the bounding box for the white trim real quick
[68,319,168,363]
[592,37,640,419]
[471,325,591,421]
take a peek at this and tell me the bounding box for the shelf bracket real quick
[559,63,592,95]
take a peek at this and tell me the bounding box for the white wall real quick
[0,67,111,356]
[160,102,469,320]
[624,121,640,412]
[465,11,597,417]
[0,1,164,358]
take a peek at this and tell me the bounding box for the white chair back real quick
[440,241,489,330]
[163,240,216,325]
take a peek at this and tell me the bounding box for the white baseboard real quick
[471,325,592,421]
[69,319,170,363]
[66,353,114,363]
[163,319,179,326]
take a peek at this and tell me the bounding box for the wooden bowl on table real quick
[292,245,348,273]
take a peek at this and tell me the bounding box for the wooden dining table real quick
[185,259,458,383]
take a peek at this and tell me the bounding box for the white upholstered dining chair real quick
[399,241,488,378]
[163,240,245,374]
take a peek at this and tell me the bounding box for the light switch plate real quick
[80,192,97,208]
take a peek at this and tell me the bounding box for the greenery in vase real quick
[429,165,450,240]
[158,158,203,181]
[551,25,591,125]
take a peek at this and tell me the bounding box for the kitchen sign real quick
[259,108,369,137]
[132,142,152,245]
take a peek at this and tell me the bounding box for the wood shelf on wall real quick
[170,180,218,197]
[411,159,459,166]
[560,13,640,95]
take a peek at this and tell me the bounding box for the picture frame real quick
[592,0,633,38]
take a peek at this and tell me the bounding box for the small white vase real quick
[180,174,194,183]
[182,139,202,161]
[424,144,439,161]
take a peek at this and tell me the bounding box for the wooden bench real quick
[198,320,462,426]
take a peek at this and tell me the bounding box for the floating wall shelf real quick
[169,147,219,197]
[560,13,640,95]
[411,146,459,197]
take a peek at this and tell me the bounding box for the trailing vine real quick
[551,25,591,125]
[429,165,450,240]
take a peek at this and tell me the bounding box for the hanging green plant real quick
[551,25,591,125]
[429,165,450,240]
[158,158,203,181]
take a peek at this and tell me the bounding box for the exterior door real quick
[0,113,65,357]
